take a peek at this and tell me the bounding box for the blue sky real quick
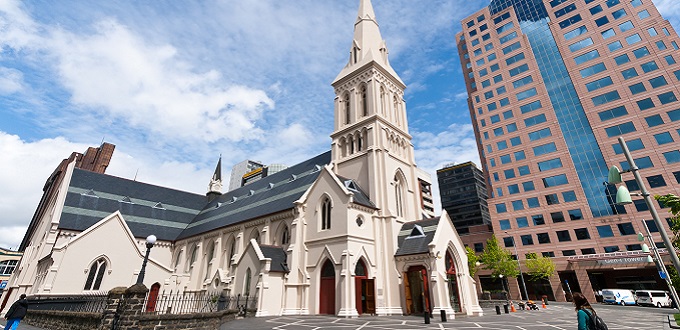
[1,0,679,249]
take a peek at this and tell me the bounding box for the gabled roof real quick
[58,151,340,242]
[176,151,331,240]
[336,175,376,209]
[59,169,207,241]
[394,217,441,257]
[259,245,289,273]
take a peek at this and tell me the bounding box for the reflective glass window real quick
[563,191,577,202]
[514,150,525,159]
[604,246,619,253]
[521,235,534,245]
[638,9,650,19]
[496,86,507,95]
[628,82,646,95]
[598,105,627,121]
[665,55,676,65]
[485,43,494,51]
[654,132,674,145]
[509,64,530,77]
[589,5,602,15]
[659,91,678,105]
[601,28,616,39]
[555,4,577,17]
[496,203,507,213]
[668,109,680,121]
[481,79,491,88]
[500,153,511,163]
[549,0,568,7]
[482,34,491,41]
[494,127,505,137]
[656,41,667,50]
[496,21,514,34]
[551,211,565,223]
[488,53,497,62]
[490,114,500,123]
[649,76,668,88]
[532,214,546,226]
[648,175,667,187]
[497,140,508,150]
[520,100,542,113]
[605,121,636,137]
[574,228,591,240]
[518,165,530,175]
[516,88,537,101]
[606,0,620,7]
[527,197,540,208]
[533,142,557,156]
[506,53,525,65]
[637,98,655,110]
[568,209,583,220]
[499,97,510,106]
[614,54,630,65]
[564,26,588,40]
[485,91,495,99]
[523,181,535,191]
[493,11,511,24]
[580,63,607,78]
[504,168,515,179]
[621,68,638,80]
[620,156,653,171]
[586,76,613,91]
[512,200,524,211]
[664,151,680,164]
[471,39,480,46]
[537,233,551,244]
[625,33,642,45]
[612,8,627,19]
[634,47,650,59]
[591,90,621,106]
[559,14,582,29]
[508,125,519,135]
[516,217,529,228]
[500,32,518,44]
[648,27,658,36]
[502,42,521,54]
[594,16,609,27]
[619,20,634,32]
[596,225,614,238]
[612,138,644,154]
[528,128,551,141]
[538,158,563,171]
[542,174,569,187]
[574,50,600,65]
[504,237,514,247]
[608,41,623,52]
[513,76,534,89]
[645,114,664,127]
[570,38,594,52]
[631,0,642,7]
[499,219,511,230]
[524,114,547,127]
[493,74,503,83]
[557,230,571,242]
[508,184,520,194]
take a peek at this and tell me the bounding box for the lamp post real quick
[136,235,157,285]
[608,137,680,279]
[640,221,680,308]
[505,230,529,300]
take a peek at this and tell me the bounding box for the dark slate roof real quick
[336,176,376,209]
[176,151,332,240]
[259,245,289,273]
[59,151,346,242]
[59,168,207,241]
[394,217,440,257]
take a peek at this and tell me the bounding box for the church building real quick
[1,0,481,318]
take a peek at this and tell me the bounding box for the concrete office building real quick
[437,162,492,233]
[456,0,680,302]
[228,160,265,191]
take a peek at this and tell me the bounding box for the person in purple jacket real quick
[573,292,595,330]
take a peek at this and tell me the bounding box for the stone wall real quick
[25,310,101,330]
[24,284,256,330]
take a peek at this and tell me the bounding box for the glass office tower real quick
[457,0,680,301]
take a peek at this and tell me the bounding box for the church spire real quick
[333,0,403,86]
[207,156,222,197]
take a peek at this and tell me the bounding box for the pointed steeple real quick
[333,0,404,86]
[207,156,223,197]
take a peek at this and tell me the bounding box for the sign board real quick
[597,257,647,265]
[660,271,668,279]
[0,281,7,289]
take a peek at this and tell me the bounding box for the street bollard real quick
[424,311,430,324]
[503,304,509,314]
[495,305,501,315]
[441,310,447,322]
[543,297,549,306]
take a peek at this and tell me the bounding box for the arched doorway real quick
[146,282,161,312]
[403,265,431,315]
[354,259,375,315]
[319,260,336,314]
[446,251,462,312]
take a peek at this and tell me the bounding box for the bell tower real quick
[331,0,422,221]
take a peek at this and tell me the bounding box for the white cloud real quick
[412,123,481,213]
[0,132,88,249]
[0,67,23,94]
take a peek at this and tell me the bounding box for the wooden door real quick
[146,283,161,312]
[364,279,376,314]
[355,278,364,314]
[403,272,413,314]
[319,260,336,314]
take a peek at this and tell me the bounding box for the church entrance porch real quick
[403,265,431,315]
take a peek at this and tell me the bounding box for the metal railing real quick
[142,291,256,315]
[27,293,109,313]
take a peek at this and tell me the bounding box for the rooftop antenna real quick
[133,169,139,181]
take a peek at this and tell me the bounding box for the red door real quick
[319,260,335,314]
[146,283,161,312]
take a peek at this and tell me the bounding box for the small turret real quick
[207,156,222,201]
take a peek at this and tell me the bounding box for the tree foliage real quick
[654,194,680,291]
[525,252,556,281]
[466,246,480,278]
[479,236,518,278]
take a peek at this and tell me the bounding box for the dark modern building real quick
[457,0,680,302]
[437,162,492,233]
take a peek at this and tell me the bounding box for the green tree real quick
[466,246,480,278]
[479,236,518,278]
[654,194,680,291]
[525,252,556,281]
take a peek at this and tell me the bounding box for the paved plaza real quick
[221,303,674,330]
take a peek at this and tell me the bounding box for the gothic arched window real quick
[361,85,368,116]
[84,258,107,290]
[321,197,332,230]
[205,241,215,279]
[357,133,363,152]
[173,250,183,272]
[393,95,399,124]
[344,93,351,124]
[394,174,404,217]
[187,244,198,272]
[227,239,236,268]
[244,268,252,296]
[349,135,355,154]
[380,87,386,115]
[281,225,290,245]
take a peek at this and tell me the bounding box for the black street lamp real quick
[136,235,157,285]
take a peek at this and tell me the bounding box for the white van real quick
[601,289,636,305]
[635,290,673,307]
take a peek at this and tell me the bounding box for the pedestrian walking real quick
[4,294,28,330]
[573,292,608,330]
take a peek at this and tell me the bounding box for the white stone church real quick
[2,0,481,318]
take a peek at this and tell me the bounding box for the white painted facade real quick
[2,0,480,319]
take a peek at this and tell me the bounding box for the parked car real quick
[635,290,673,308]
[601,289,636,305]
